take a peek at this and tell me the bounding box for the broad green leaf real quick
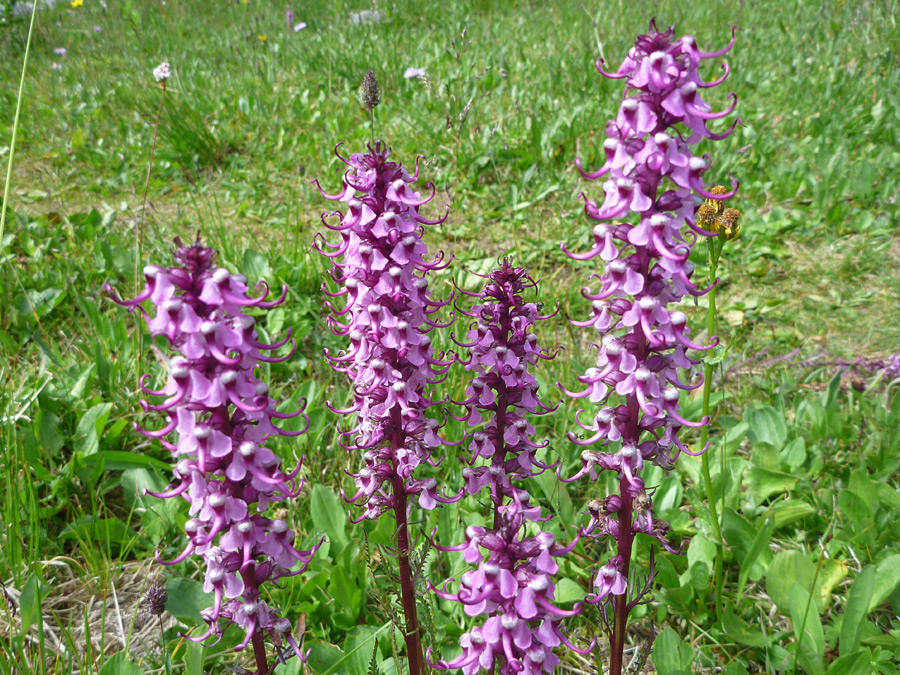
[826,649,872,675]
[555,578,586,604]
[74,402,113,456]
[746,403,788,447]
[789,584,825,675]
[723,610,766,648]
[97,652,147,675]
[780,437,807,469]
[766,551,819,614]
[840,567,874,656]
[165,578,213,626]
[317,622,392,675]
[35,408,64,455]
[184,641,205,675]
[746,466,799,501]
[19,572,50,633]
[304,642,344,674]
[737,512,776,602]
[311,485,348,551]
[651,627,693,674]
[772,501,816,528]
[868,554,900,612]
[724,664,750,675]
[242,249,272,281]
[342,626,381,675]
[686,534,716,574]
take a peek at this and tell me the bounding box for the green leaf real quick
[242,249,272,281]
[184,641,205,675]
[780,437,807,468]
[789,584,825,675]
[840,567,875,656]
[651,627,693,674]
[311,485,348,551]
[826,649,872,675]
[304,642,345,675]
[772,501,816,528]
[746,466,799,501]
[165,578,213,626]
[737,511,776,602]
[316,622,392,675]
[868,554,900,612]
[746,403,788,447]
[722,609,766,648]
[19,571,50,633]
[74,402,113,456]
[555,578,586,604]
[97,652,147,675]
[766,551,819,614]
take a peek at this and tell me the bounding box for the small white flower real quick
[403,67,426,79]
[293,21,306,31]
[153,61,171,83]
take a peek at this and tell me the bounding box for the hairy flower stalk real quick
[107,237,319,674]
[314,142,455,675]
[429,261,593,674]
[561,21,739,673]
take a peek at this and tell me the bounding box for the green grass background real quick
[1,0,899,673]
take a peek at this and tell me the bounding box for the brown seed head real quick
[359,69,380,111]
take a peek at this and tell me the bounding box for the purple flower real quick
[428,261,593,673]
[106,237,320,665]
[54,47,67,55]
[314,142,455,673]
[560,19,738,672]
[314,142,457,520]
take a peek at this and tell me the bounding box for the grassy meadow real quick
[1,0,900,673]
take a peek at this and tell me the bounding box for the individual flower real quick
[561,19,739,675]
[106,237,320,669]
[293,21,306,31]
[403,67,426,79]
[94,25,102,32]
[54,47,67,55]
[70,0,83,7]
[153,61,171,83]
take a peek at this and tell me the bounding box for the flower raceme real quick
[429,261,592,674]
[314,141,457,520]
[107,238,319,669]
[561,19,739,673]
[314,141,455,675]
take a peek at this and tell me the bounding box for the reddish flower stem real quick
[240,566,270,675]
[390,406,425,675]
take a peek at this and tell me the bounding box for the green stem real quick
[0,1,39,252]
[698,237,724,622]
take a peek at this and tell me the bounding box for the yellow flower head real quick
[258,34,267,42]
[70,0,84,6]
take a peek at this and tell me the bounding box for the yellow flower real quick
[70,0,83,7]
[257,34,267,42]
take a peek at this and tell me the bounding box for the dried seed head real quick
[143,584,168,618]
[697,202,718,230]
[720,208,741,239]
[359,69,381,111]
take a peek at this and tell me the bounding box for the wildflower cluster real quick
[561,19,739,671]
[107,238,318,666]
[429,261,591,674]
[314,142,455,673]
